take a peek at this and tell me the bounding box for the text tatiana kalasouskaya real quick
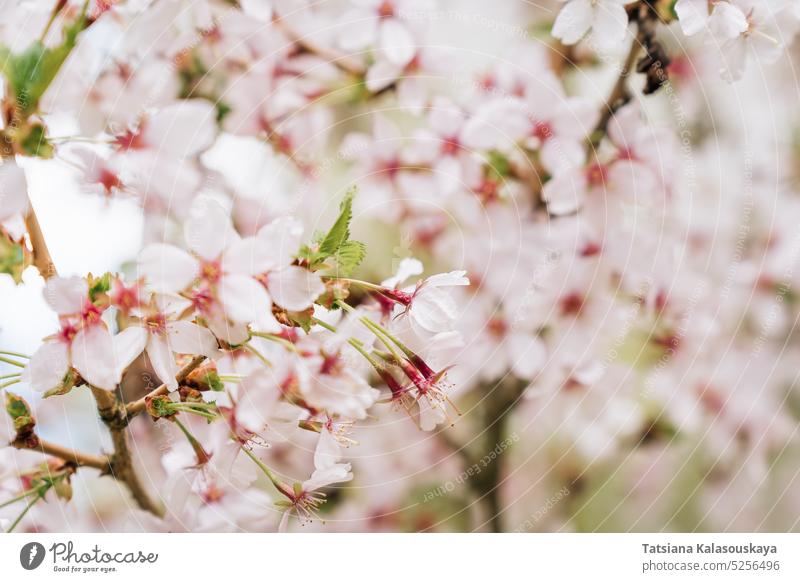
[642,543,777,557]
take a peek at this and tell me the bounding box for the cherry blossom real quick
[552,0,634,48]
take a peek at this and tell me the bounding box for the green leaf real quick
[319,187,356,257]
[5,392,30,420]
[43,370,77,399]
[486,150,510,179]
[88,272,111,302]
[19,124,53,158]
[0,234,28,284]
[298,188,367,276]
[5,392,35,439]
[205,371,224,392]
[331,239,366,277]
[0,8,86,117]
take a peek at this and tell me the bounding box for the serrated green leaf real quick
[0,8,86,117]
[319,187,356,257]
[331,239,366,277]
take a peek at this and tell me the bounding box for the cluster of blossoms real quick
[1,0,800,533]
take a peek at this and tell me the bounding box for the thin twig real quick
[124,355,207,418]
[13,438,110,471]
[24,206,58,280]
[589,16,645,150]
[273,13,365,77]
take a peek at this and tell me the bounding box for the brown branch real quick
[25,205,58,280]
[589,36,642,150]
[106,423,164,517]
[13,437,110,471]
[124,355,207,418]
[87,385,163,516]
[273,14,365,77]
[435,378,527,533]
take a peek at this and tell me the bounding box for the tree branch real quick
[589,35,642,150]
[273,13,365,77]
[124,355,207,418]
[13,437,110,471]
[106,423,164,517]
[24,201,58,280]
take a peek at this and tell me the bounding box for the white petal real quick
[267,266,325,311]
[433,156,463,196]
[541,137,585,175]
[43,276,88,315]
[424,270,469,288]
[138,244,198,293]
[219,274,272,323]
[146,334,179,391]
[429,99,465,137]
[709,3,748,40]
[206,306,252,345]
[379,19,416,67]
[551,0,594,45]
[185,197,237,261]
[382,257,423,288]
[26,341,70,393]
[0,160,29,222]
[542,168,587,215]
[71,326,119,390]
[166,321,219,358]
[460,99,529,150]
[675,0,710,36]
[590,1,630,48]
[365,59,403,92]
[508,332,547,380]
[418,397,446,431]
[336,10,379,51]
[239,0,272,21]
[143,100,217,157]
[313,428,342,471]
[252,217,304,271]
[410,287,458,333]
[303,463,352,491]
[113,326,148,375]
